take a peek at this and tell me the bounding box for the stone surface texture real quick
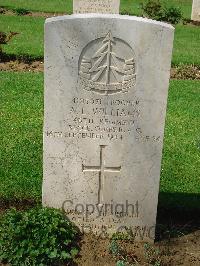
[43,14,174,241]
[191,0,200,21]
[73,0,120,14]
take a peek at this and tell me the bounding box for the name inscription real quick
[46,97,161,142]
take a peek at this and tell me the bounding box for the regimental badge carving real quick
[78,32,136,95]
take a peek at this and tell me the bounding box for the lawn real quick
[173,24,200,65]
[0,71,43,201]
[1,13,200,65]
[160,79,200,208]
[0,0,193,19]
[0,15,44,59]
[0,0,72,14]
[0,71,199,207]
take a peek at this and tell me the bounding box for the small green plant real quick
[116,260,127,266]
[0,207,79,266]
[112,232,132,241]
[144,243,161,266]
[141,0,182,24]
[109,240,138,266]
[141,0,164,21]
[163,6,182,24]
[14,7,30,15]
[0,31,19,53]
[109,239,121,257]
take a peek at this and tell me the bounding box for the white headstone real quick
[43,14,174,242]
[73,0,120,14]
[191,0,200,21]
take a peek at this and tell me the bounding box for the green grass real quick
[0,15,44,59]
[0,72,200,206]
[160,79,200,208]
[173,24,200,66]
[1,13,200,65]
[0,71,43,200]
[0,0,72,14]
[0,0,192,18]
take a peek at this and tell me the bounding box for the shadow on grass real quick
[156,191,200,241]
[0,52,43,63]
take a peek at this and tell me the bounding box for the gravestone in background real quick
[73,0,120,14]
[191,0,200,21]
[43,14,174,241]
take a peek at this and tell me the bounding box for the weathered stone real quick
[73,0,120,14]
[191,0,200,21]
[43,14,174,241]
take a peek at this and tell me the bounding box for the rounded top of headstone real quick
[45,14,174,31]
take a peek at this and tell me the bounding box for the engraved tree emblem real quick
[89,32,124,84]
[79,32,136,95]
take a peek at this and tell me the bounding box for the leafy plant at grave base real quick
[163,6,182,24]
[110,239,121,257]
[0,31,19,54]
[141,0,182,24]
[14,7,30,15]
[143,243,161,266]
[109,240,137,266]
[0,208,79,266]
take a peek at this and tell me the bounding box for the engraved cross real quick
[82,145,121,205]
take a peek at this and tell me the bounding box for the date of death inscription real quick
[45,97,161,142]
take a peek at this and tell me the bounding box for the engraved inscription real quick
[78,32,136,95]
[73,0,120,14]
[82,145,121,205]
[45,96,161,142]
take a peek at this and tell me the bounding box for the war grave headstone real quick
[191,0,200,21]
[73,0,120,14]
[43,2,174,241]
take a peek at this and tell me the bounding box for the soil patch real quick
[0,7,13,16]
[26,11,67,18]
[0,59,43,72]
[1,58,200,80]
[74,231,200,266]
[0,7,66,18]
[171,65,200,80]
[0,198,38,215]
[184,19,200,27]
